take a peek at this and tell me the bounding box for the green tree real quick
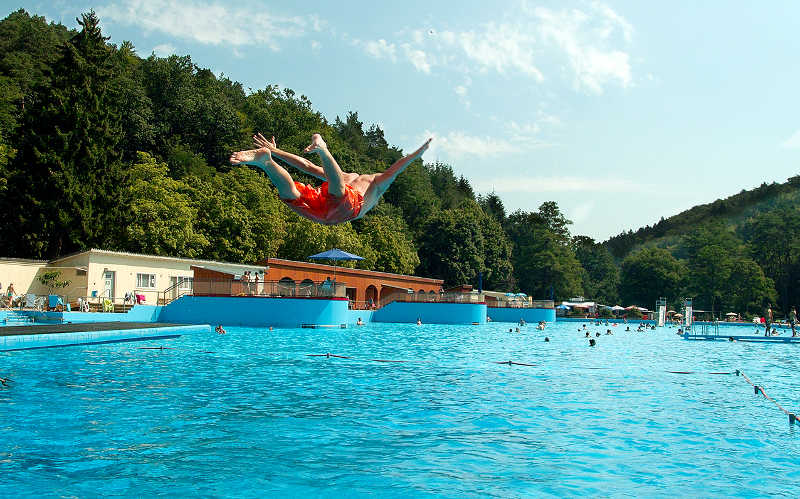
[109,40,155,161]
[120,152,209,257]
[477,192,506,224]
[277,214,376,269]
[726,258,776,316]
[141,54,244,167]
[358,214,420,274]
[619,247,686,307]
[417,206,484,287]
[36,270,70,294]
[505,209,583,300]
[687,245,733,318]
[0,9,71,137]
[741,208,800,313]
[573,235,620,304]
[2,11,125,257]
[191,167,288,263]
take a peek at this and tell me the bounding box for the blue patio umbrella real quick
[308,248,364,281]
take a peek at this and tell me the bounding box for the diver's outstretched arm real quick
[253,133,327,181]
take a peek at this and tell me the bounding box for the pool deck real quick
[0,322,184,337]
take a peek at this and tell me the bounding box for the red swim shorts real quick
[282,181,364,225]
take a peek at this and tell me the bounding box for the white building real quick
[0,249,266,305]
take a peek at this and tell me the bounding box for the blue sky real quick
[5,0,800,240]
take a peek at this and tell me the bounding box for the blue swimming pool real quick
[1,322,799,497]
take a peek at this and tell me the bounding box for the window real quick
[136,273,156,288]
[178,277,193,290]
[76,269,87,276]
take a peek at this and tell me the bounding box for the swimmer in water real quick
[215,325,226,335]
[231,134,431,225]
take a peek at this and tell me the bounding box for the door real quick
[170,276,179,299]
[103,271,115,299]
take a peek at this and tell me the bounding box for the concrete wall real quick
[372,301,487,324]
[346,309,374,324]
[0,259,50,296]
[487,307,556,324]
[4,305,164,324]
[159,296,350,328]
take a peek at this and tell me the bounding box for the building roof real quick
[264,258,443,284]
[49,248,268,271]
[0,256,49,264]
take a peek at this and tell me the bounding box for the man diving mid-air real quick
[230,133,431,225]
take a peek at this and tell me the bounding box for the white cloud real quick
[152,43,175,57]
[363,39,396,61]
[533,5,632,93]
[356,1,633,93]
[473,176,644,193]
[401,44,431,73]
[424,130,519,160]
[310,40,321,51]
[97,0,318,50]
[420,118,551,161]
[438,24,544,80]
[781,130,800,149]
[454,85,468,96]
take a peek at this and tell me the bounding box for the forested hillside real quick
[2,9,798,318]
[603,177,800,317]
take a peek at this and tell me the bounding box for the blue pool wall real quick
[346,309,374,325]
[488,307,555,324]
[372,301,487,324]
[0,324,209,352]
[2,306,163,324]
[158,296,350,328]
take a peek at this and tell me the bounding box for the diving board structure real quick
[683,330,800,343]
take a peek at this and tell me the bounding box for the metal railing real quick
[0,292,159,313]
[158,278,349,305]
[486,299,554,309]
[378,291,485,309]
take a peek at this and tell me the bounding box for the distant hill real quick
[603,175,800,259]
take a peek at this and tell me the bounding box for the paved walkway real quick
[0,322,182,337]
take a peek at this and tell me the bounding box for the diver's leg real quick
[230,148,300,199]
[304,134,346,197]
[361,138,432,207]
[372,138,431,188]
[253,133,327,180]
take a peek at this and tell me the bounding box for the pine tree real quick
[3,11,124,257]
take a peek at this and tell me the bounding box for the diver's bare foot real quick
[303,133,328,154]
[406,138,432,161]
[229,147,271,166]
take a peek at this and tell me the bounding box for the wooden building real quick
[260,258,443,307]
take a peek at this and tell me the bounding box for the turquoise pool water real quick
[1,322,799,497]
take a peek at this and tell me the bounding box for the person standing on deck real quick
[790,307,797,337]
[764,304,773,337]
